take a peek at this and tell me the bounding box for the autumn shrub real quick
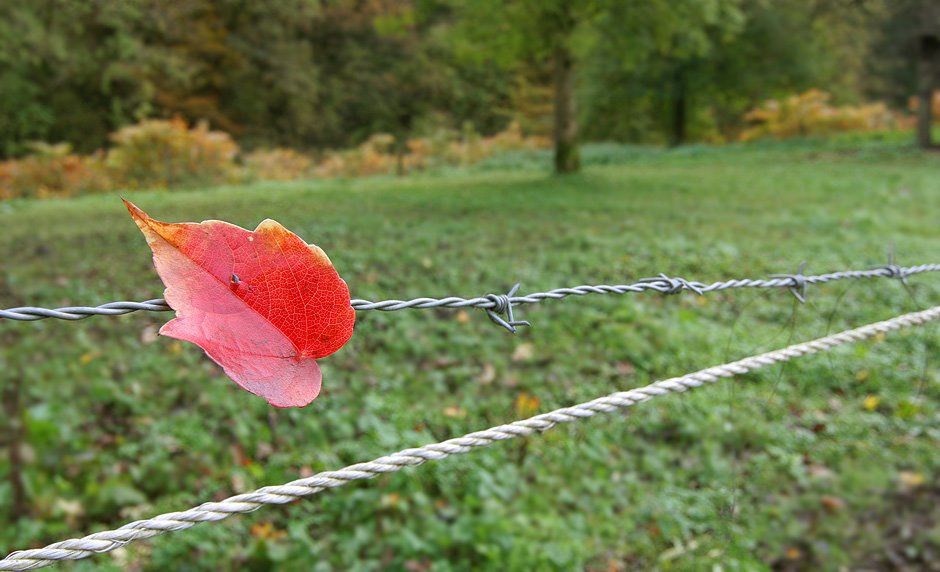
[243,148,315,181]
[315,133,400,178]
[740,90,898,142]
[0,118,550,199]
[906,91,940,125]
[314,122,549,178]
[434,121,547,167]
[0,143,111,199]
[106,117,240,189]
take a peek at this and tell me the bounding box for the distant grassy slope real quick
[2,137,940,571]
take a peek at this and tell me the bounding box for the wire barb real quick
[769,261,808,303]
[639,273,705,295]
[876,253,908,284]
[484,283,530,333]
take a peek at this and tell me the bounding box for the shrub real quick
[0,143,111,199]
[0,119,551,200]
[243,148,315,181]
[314,122,550,178]
[316,133,399,178]
[740,90,898,141]
[106,117,240,189]
[906,91,940,124]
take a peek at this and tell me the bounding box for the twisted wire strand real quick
[2,263,938,322]
[4,303,939,570]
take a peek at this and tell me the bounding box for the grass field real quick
[2,135,940,571]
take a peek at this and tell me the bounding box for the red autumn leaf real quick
[124,199,355,407]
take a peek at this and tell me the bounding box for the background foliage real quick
[0,0,934,159]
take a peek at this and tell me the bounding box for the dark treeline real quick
[0,0,935,166]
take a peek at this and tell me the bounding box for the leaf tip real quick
[122,198,148,222]
[254,218,286,236]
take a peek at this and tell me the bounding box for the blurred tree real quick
[865,0,940,147]
[450,0,604,173]
[305,0,452,158]
[215,0,325,148]
[580,0,882,145]
[0,0,926,158]
[0,1,150,156]
[135,0,246,135]
[589,0,747,146]
[917,35,940,148]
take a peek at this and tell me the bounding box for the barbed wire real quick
[1,262,938,331]
[3,303,938,571]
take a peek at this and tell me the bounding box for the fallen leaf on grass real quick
[404,560,432,572]
[512,343,534,362]
[250,521,287,541]
[380,492,402,509]
[807,463,835,480]
[78,351,101,365]
[53,498,85,527]
[615,361,636,376]
[514,392,540,417]
[140,324,159,344]
[442,406,467,418]
[898,471,925,491]
[478,362,496,384]
[820,495,845,512]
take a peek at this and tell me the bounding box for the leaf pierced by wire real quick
[125,200,355,407]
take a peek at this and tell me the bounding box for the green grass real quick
[2,136,940,571]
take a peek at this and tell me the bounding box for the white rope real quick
[3,304,939,571]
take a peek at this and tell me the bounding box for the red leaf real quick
[124,200,355,407]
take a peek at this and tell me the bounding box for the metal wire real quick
[3,303,939,570]
[2,262,938,325]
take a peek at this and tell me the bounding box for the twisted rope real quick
[4,303,939,571]
[2,262,938,322]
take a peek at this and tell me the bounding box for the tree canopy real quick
[0,0,929,168]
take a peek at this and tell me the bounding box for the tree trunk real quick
[917,35,938,149]
[553,44,579,174]
[396,144,405,177]
[670,67,687,147]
